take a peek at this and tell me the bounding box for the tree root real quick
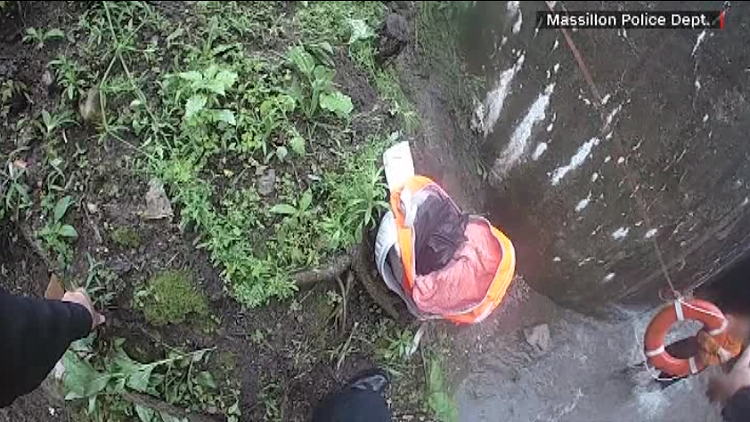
[351,235,402,321]
[123,392,222,422]
[292,237,404,321]
[292,250,354,287]
[16,221,55,271]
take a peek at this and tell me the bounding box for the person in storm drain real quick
[0,285,105,407]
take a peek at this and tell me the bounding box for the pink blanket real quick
[412,221,502,315]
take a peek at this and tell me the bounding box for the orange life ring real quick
[644,299,728,377]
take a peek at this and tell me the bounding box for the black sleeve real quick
[0,286,92,408]
[723,387,750,422]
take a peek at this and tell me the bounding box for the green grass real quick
[135,270,210,326]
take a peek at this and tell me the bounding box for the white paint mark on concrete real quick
[645,228,658,239]
[703,114,709,123]
[612,227,630,240]
[553,256,562,262]
[493,83,555,175]
[551,137,600,186]
[575,193,592,212]
[552,39,559,51]
[507,1,523,34]
[532,142,548,161]
[603,273,616,282]
[604,104,622,130]
[695,78,701,91]
[546,123,554,132]
[553,63,560,74]
[617,157,625,164]
[591,172,599,182]
[601,94,611,105]
[691,30,707,57]
[482,54,525,137]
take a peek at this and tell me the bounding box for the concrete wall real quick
[463,1,750,312]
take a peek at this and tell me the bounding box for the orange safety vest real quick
[389,176,516,324]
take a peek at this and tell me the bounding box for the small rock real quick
[41,70,54,87]
[524,323,552,353]
[256,168,276,196]
[142,178,174,220]
[79,86,102,124]
[86,202,99,213]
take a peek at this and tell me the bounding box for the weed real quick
[37,195,78,268]
[294,1,386,45]
[374,322,415,376]
[259,382,284,422]
[425,353,458,422]
[287,45,353,119]
[23,27,65,50]
[49,55,87,101]
[134,270,209,326]
[322,141,389,250]
[82,254,121,309]
[63,336,241,422]
[34,109,76,141]
[111,226,142,249]
[0,157,32,221]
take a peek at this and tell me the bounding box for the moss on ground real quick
[110,226,141,248]
[136,270,210,326]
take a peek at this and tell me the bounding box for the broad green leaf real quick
[62,351,111,399]
[135,404,156,422]
[312,66,335,85]
[196,371,217,389]
[213,109,236,126]
[126,366,154,393]
[287,46,315,76]
[207,70,237,95]
[299,191,312,212]
[177,71,203,83]
[269,204,296,216]
[347,19,375,44]
[184,95,207,121]
[58,224,79,239]
[53,196,74,221]
[320,91,354,118]
[289,135,305,155]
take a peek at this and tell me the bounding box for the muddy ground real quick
[0,1,486,421]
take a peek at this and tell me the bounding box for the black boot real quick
[311,368,392,422]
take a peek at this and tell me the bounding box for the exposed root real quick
[292,249,354,287]
[351,235,402,321]
[123,392,221,422]
[16,221,55,271]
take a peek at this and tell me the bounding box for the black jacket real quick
[0,286,92,407]
[724,387,750,422]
